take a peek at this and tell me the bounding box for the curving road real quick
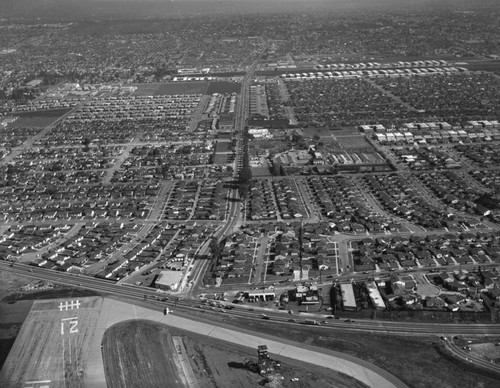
[443,338,500,376]
[88,297,410,388]
[4,261,500,387]
[3,261,500,338]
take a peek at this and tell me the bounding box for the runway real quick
[83,298,409,388]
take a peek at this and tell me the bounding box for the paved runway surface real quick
[84,298,408,388]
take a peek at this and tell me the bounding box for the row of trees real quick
[237,126,252,199]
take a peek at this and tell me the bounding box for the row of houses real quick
[374,127,500,144]
[281,66,465,81]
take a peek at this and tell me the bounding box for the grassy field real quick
[132,82,209,96]
[7,109,71,128]
[465,60,500,75]
[102,319,367,388]
[0,297,103,388]
[0,300,33,371]
[206,81,242,95]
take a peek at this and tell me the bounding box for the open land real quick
[206,81,242,95]
[464,60,500,75]
[132,82,209,96]
[175,306,500,388]
[102,319,365,388]
[6,109,71,128]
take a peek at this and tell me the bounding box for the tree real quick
[209,237,221,259]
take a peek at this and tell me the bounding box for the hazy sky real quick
[0,0,495,21]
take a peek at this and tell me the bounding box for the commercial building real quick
[340,283,357,311]
[155,270,184,291]
[365,281,386,310]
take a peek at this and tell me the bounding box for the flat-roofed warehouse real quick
[155,270,184,291]
[340,283,357,311]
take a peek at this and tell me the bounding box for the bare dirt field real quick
[132,82,209,96]
[0,297,103,388]
[102,320,186,388]
[102,319,367,388]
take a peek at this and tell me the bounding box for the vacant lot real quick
[206,81,241,95]
[132,82,208,96]
[465,60,500,75]
[102,319,367,388]
[8,109,71,128]
[0,300,33,371]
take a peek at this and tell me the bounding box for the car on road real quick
[344,319,354,323]
[261,314,270,320]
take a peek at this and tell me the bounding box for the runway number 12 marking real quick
[58,299,80,335]
[60,317,78,335]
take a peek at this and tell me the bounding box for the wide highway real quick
[3,261,500,337]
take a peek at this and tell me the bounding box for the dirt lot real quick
[132,82,209,96]
[102,319,366,388]
[470,342,500,364]
[102,320,185,388]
